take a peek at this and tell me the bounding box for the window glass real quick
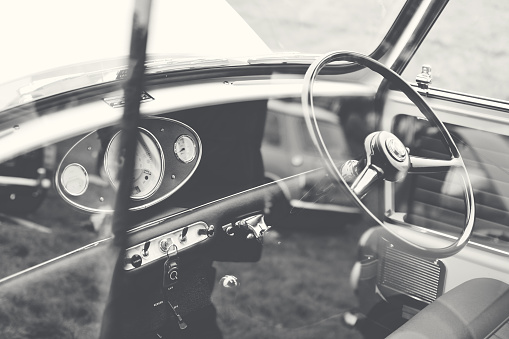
[403,0,509,100]
[228,0,406,55]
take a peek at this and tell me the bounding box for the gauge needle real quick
[180,148,185,153]
[133,169,143,181]
[138,134,152,160]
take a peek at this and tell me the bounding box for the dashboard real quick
[55,117,202,213]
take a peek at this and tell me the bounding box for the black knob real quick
[131,254,142,268]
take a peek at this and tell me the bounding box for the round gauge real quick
[61,163,89,196]
[174,135,196,163]
[104,128,165,200]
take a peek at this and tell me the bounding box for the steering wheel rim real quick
[302,51,475,258]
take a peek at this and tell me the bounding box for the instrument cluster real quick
[56,117,202,213]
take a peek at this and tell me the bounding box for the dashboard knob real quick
[131,254,142,268]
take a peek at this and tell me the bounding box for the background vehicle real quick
[0,1,508,339]
[262,99,359,216]
[0,148,54,214]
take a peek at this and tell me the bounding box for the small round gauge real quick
[174,135,196,163]
[104,128,165,200]
[61,163,89,196]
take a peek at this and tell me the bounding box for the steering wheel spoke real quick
[350,165,382,198]
[409,155,462,174]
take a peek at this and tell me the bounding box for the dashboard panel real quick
[55,117,202,213]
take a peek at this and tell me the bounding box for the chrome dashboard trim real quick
[123,221,209,271]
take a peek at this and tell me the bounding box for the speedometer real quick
[104,128,165,200]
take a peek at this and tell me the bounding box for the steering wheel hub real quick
[365,131,410,183]
[386,137,407,162]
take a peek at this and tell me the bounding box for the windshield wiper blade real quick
[143,57,231,74]
[247,52,319,65]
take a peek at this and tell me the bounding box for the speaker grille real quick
[377,242,444,304]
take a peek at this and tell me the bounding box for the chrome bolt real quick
[207,225,215,237]
[160,238,171,253]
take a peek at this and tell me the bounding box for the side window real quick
[403,0,509,101]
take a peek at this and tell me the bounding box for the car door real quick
[349,1,509,336]
[383,0,509,277]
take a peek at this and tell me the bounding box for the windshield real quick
[0,0,405,112]
[228,0,406,55]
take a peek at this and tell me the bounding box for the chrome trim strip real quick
[0,237,112,285]
[389,92,509,127]
[289,199,359,213]
[412,85,509,113]
[385,214,509,257]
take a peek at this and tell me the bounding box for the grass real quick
[0,183,366,338]
[213,214,366,339]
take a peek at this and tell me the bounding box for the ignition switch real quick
[162,241,179,289]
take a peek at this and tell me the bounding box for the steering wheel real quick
[302,51,475,258]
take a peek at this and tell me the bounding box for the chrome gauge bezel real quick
[174,134,197,163]
[104,127,165,200]
[61,163,89,196]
